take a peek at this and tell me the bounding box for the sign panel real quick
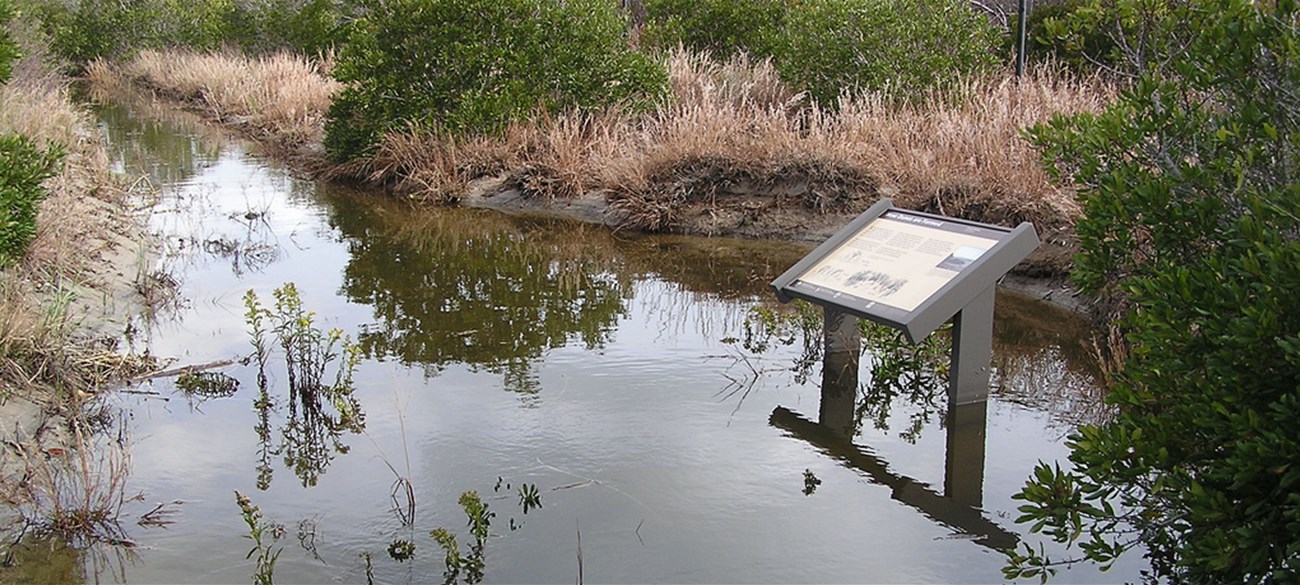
[771,200,1039,343]
[793,210,1003,312]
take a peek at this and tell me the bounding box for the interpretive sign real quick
[771,199,1038,344]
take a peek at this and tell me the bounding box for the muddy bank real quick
[0,67,160,554]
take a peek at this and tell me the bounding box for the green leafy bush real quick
[324,0,668,162]
[1010,0,1117,72]
[0,135,64,267]
[772,0,999,105]
[33,0,351,69]
[0,0,20,83]
[35,0,235,69]
[225,0,357,56]
[644,0,1000,105]
[1006,1,1300,581]
[641,0,785,58]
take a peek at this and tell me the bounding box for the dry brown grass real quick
[356,49,1113,234]
[597,52,1113,231]
[88,49,341,157]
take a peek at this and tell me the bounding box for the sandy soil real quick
[0,193,156,546]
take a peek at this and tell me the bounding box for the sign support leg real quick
[819,307,861,437]
[949,285,995,406]
[944,400,988,508]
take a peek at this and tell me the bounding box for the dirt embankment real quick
[0,48,161,544]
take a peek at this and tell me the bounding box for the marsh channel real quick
[14,100,1148,583]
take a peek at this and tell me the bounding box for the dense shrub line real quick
[1006,1,1300,582]
[642,0,1001,105]
[324,0,666,161]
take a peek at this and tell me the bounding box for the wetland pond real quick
[11,102,1147,583]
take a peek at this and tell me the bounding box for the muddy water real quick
[47,103,1142,583]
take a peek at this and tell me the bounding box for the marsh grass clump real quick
[90,50,341,157]
[11,427,138,548]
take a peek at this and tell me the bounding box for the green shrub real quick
[226,0,357,56]
[35,0,236,69]
[324,0,668,162]
[0,0,19,83]
[643,0,1000,105]
[0,135,64,267]
[33,0,347,69]
[1009,0,1117,72]
[1006,1,1300,581]
[641,0,785,58]
[771,0,1000,105]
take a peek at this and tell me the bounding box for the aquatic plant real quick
[234,490,283,585]
[386,538,415,562]
[243,283,365,488]
[429,481,544,584]
[802,469,821,495]
[518,483,541,514]
[174,370,240,397]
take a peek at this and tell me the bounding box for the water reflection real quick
[323,189,807,396]
[773,317,1013,549]
[325,192,629,393]
[94,102,224,189]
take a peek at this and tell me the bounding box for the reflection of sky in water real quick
[88,106,1145,584]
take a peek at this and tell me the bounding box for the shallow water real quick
[26,102,1144,583]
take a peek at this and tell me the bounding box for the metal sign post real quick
[771,199,1038,406]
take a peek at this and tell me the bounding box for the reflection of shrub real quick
[324,0,668,162]
[0,134,63,267]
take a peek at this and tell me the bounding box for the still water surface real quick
[54,103,1144,583]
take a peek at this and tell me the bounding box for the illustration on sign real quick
[791,211,998,312]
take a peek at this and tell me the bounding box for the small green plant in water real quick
[235,490,283,585]
[518,483,541,514]
[243,283,366,488]
[386,538,415,562]
[802,469,821,495]
[175,371,239,397]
